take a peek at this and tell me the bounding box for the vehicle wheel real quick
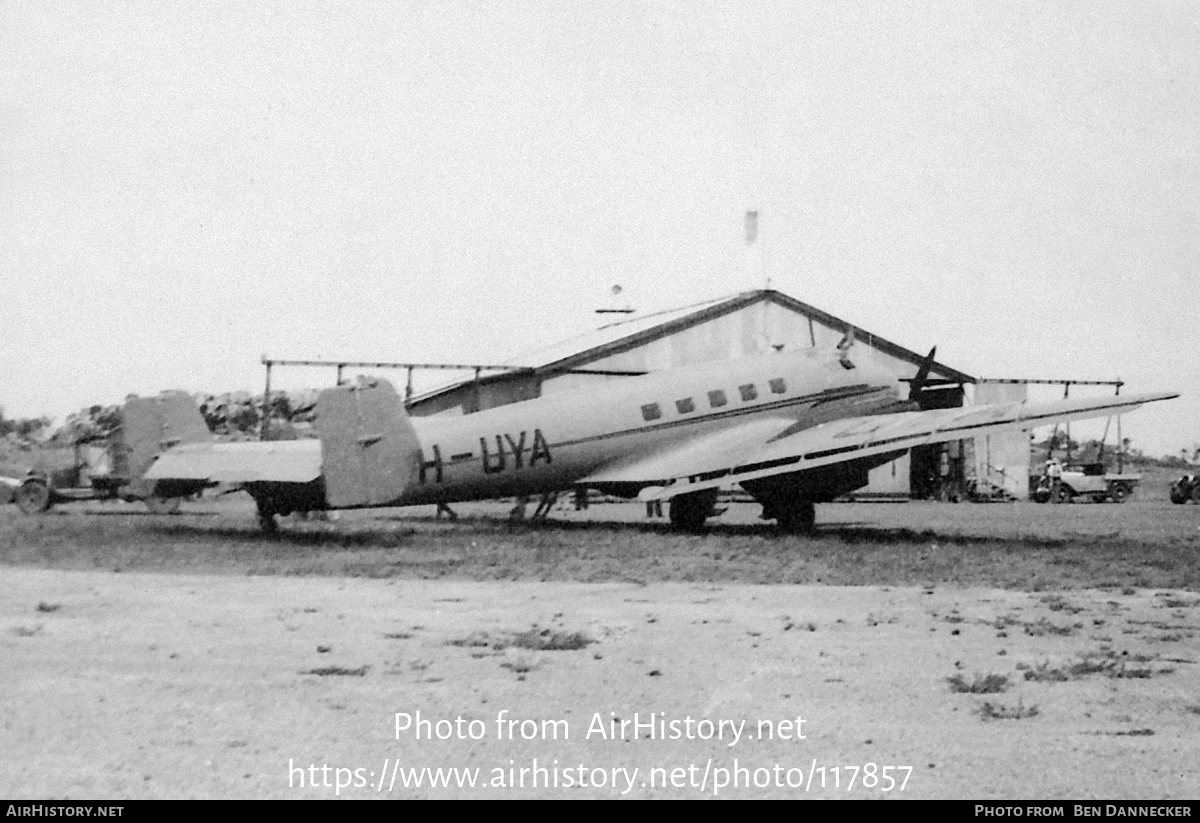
[1192,484,1200,505]
[1170,480,1190,505]
[145,495,182,514]
[1109,485,1129,504]
[16,481,51,514]
[1055,486,1074,504]
[775,501,817,534]
[1032,487,1051,504]
[668,490,717,532]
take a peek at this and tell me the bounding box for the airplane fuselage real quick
[396,348,904,506]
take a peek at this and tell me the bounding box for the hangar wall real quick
[970,382,1031,500]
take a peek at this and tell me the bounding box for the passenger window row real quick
[640,377,787,421]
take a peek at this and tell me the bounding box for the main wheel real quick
[16,481,51,514]
[257,507,279,534]
[775,500,816,534]
[145,495,182,514]
[1055,486,1074,504]
[668,490,718,532]
[1109,485,1129,504]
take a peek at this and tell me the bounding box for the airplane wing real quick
[609,391,1178,501]
[581,417,799,485]
[145,440,322,484]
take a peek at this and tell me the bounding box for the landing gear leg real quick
[256,502,278,534]
[531,492,557,521]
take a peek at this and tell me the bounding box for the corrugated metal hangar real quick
[406,289,1030,500]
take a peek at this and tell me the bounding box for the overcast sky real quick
[2,1,1197,456]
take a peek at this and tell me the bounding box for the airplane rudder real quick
[316,377,423,508]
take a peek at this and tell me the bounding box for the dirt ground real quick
[3,484,1199,799]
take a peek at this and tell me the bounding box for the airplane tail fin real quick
[316,377,424,508]
[118,391,213,497]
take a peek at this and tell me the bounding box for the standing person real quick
[1046,458,1063,503]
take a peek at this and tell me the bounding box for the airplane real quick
[144,344,1177,533]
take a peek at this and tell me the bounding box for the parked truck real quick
[1032,462,1140,504]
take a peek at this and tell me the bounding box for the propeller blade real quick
[908,346,938,400]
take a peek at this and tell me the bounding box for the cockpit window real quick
[675,397,695,414]
[641,403,662,421]
[739,383,757,401]
[769,378,786,394]
[708,389,727,408]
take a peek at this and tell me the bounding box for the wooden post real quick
[1116,382,1123,473]
[1063,382,1071,463]
[261,359,272,441]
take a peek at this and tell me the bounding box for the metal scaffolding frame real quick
[976,377,1126,471]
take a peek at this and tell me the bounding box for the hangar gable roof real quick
[408,289,974,409]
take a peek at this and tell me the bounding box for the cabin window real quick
[769,378,787,395]
[641,403,662,421]
[739,383,757,401]
[708,389,727,408]
[675,397,695,414]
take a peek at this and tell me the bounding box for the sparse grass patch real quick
[304,665,369,677]
[1109,665,1174,680]
[9,624,42,637]
[448,627,594,651]
[978,700,1039,720]
[1025,652,1178,681]
[1069,656,1117,677]
[508,628,593,651]
[948,673,1010,694]
[1022,662,1070,682]
[1022,618,1080,637]
[1040,595,1084,614]
[35,601,60,613]
[447,632,492,648]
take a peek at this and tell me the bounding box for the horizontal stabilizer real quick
[145,440,321,484]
